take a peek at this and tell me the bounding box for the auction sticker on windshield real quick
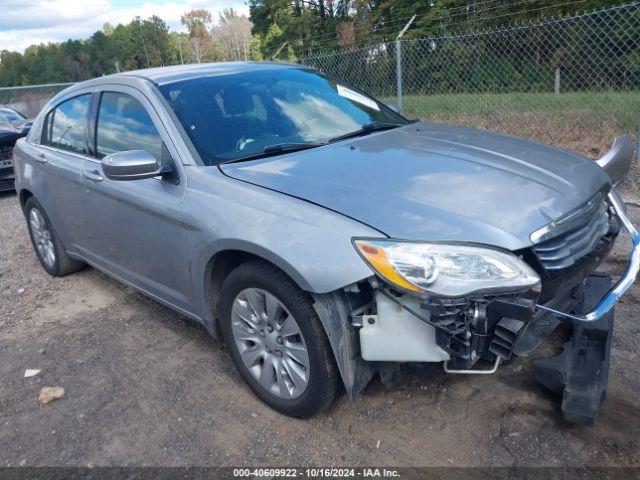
[336,84,380,111]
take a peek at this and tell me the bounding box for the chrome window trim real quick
[38,143,174,183]
[38,144,99,163]
[536,191,640,322]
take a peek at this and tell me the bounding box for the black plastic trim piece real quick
[533,273,614,425]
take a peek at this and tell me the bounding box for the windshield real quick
[0,108,25,124]
[158,67,407,165]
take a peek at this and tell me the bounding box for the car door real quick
[77,86,192,312]
[29,93,93,251]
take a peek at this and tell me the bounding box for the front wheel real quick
[219,260,339,418]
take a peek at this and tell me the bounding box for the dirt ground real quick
[1,188,639,468]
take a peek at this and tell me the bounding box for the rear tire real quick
[219,260,338,418]
[25,197,84,277]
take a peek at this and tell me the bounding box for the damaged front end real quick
[314,136,638,426]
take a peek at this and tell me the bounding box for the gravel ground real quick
[0,189,639,467]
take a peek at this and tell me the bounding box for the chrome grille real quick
[533,200,610,270]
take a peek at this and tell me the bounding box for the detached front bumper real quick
[531,188,639,424]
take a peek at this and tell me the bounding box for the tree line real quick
[0,0,629,87]
[0,9,253,87]
[249,0,628,56]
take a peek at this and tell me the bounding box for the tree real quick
[181,9,216,62]
[0,0,631,86]
[212,9,253,61]
[336,21,356,50]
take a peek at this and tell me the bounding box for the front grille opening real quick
[533,200,612,271]
[526,198,620,303]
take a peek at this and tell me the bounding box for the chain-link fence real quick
[0,4,638,159]
[0,82,73,118]
[299,2,640,158]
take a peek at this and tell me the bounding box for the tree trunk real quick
[318,0,326,32]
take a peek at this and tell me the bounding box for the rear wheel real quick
[219,260,338,418]
[25,197,84,276]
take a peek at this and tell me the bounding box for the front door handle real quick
[35,153,48,164]
[83,169,104,182]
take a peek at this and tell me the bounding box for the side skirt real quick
[68,251,206,327]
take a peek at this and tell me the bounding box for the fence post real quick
[395,15,416,114]
[396,40,402,112]
[554,68,561,95]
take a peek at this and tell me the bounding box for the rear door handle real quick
[35,153,48,164]
[83,169,104,182]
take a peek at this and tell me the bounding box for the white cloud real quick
[0,0,249,52]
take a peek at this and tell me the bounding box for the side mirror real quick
[18,121,33,136]
[101,150,169,181]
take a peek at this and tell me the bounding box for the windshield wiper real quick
[329,121,403,143]
[217,142,327,165]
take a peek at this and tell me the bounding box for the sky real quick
[0,0,250,53]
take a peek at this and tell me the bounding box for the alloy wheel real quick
[230,288,310,399]
[30,208,56,268]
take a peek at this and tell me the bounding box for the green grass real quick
[398,91,640,131]
[381,91,640,159]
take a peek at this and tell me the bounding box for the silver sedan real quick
[13,62,637,421]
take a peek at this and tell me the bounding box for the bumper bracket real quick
[533,273,614,425]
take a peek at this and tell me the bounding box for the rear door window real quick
[95,92,164,161]
[42,94,91,154]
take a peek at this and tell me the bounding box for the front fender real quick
[184,167,383,327]
[203,238,317,292]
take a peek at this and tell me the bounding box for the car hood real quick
[220,122,610,250]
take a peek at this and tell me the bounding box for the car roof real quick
[47,62,317,110]
[104,61,309,87]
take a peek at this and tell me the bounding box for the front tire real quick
[219,260,339,418]
[25,197,84,277]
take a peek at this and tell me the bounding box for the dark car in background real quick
[0,106,33,192]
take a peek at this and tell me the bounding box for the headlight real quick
[354,239,540,297]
